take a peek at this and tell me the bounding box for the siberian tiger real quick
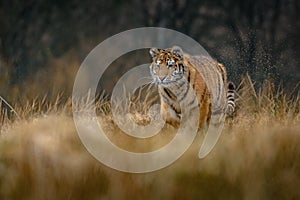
[149,46,235,129]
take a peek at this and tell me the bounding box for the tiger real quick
[149,46,235,129]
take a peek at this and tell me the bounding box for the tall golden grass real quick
[0,75,299,200]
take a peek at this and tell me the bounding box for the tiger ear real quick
[149,48,159,58]
[172,46,184,60]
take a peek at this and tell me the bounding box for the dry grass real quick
[0,76,299,200]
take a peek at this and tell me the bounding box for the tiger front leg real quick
[160,100,181,128]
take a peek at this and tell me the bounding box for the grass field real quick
[0,76,299,200]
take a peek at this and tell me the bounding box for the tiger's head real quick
[149,46,187,85]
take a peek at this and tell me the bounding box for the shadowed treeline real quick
[0,0,299,102]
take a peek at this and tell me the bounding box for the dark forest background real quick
[0,0,299,102]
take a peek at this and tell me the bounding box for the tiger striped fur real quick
[149,46,235,129]
[226,81,236,115]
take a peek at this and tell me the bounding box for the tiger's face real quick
[149,46,186,85]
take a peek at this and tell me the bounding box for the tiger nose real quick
[158,76,166,81]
